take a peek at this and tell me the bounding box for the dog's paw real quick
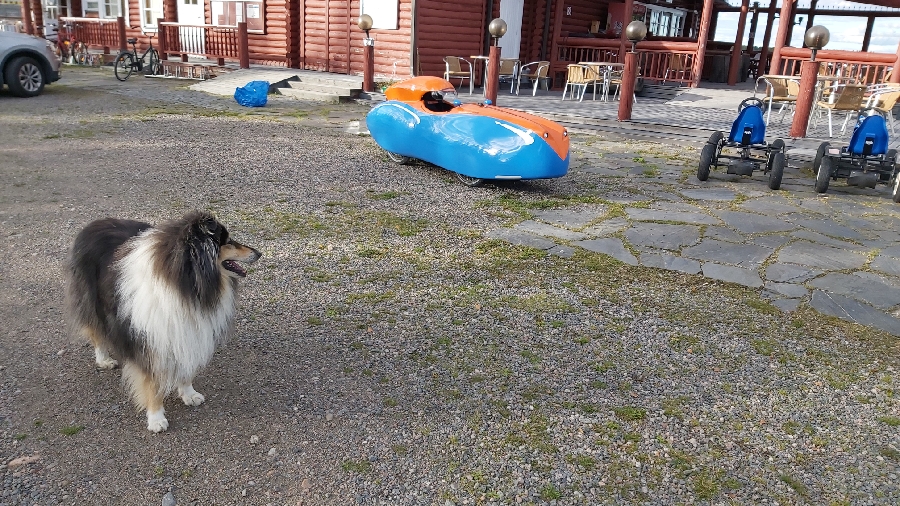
[95,357,119,370]
[147,409,169,433]
[181,391,205,406]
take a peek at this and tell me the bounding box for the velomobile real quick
[366,76,570,186]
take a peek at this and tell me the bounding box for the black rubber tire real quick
[73,42,88,65]
[815,156,832,194]
[698,143,715,181]
[892,170,900,203]
[707,131,724,146]
[145,48,160,76]
[114,52,134,81]
[884,149,898,182]
[386,151,410,165]
[766,138,785,172]
[3,56,45,97]
[455,173,485,187]
[813,142,830,175]
[738,97,765,112]
[768,152,785,190]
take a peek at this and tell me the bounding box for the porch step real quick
[638,84,684,101]
[276,87,342,104]
[284,79,359,97]
[275,75,362,103]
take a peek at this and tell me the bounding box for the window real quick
[83,0,123,19]
[641,3,686,37]
[361,0,399,30]
[141,0,163,31]
[210,0,265,33]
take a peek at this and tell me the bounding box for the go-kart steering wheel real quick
[738,97,765,112]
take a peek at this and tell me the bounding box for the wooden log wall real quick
[417,0,487,77]
[559,0,606,35]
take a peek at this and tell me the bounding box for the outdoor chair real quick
[497,58,519,94]
[813,84,868,137]
[760,77,799,125]
[607,66,640,102]
[443,56,473,95]
[663,54,689,83]
[866,86,900,136]
[516,60,550,96]
[562,64,597,102]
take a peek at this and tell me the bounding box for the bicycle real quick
[49,23,88,65]
[114,33,160,81]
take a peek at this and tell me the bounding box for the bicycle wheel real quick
[145,49,160,76]
[114,52,135,81]
[73,42,88,65]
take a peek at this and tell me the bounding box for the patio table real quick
[579,62,625,101]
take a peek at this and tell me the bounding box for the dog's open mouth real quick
[222,260,248,277]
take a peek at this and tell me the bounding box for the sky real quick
[715,2,900,54]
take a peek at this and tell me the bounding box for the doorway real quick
[177,0,205,55]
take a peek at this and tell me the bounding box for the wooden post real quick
[548,0,568,88]
[20,0,34,35]
[804,0,817,36]
[238,22,250,69]
[618,0,634,63]
[157,18,167,60]
[747,2,759,52]
[757,0,777,75]
[363,37,374,93]
[690,0,715,88]
[861,15,874,53]
[617,49,638,121]
[727,0,750,86]
[789,59,819,138]
[769,0,794,76]
[892,40,900,84]
[117,16,126,52]
[486,44,500,105]
[31,0,44,37]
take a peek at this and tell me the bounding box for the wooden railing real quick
[776,47,896,85]
[158,22,249,68]
[637,49,696,85]
[554,38,699,87]
[59,17,124,53]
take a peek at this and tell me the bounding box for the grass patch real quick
[341,459,372,474]
[539,484,562,500]
[877,415,900,427]
[779,474,809,498]
[613,406,646,422]
[60,425,84,436]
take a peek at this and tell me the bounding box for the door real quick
[499,0,523,59]
[177,0,205,55]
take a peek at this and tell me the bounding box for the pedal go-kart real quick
[366,76,570,187]
[813,110,899,201]
[697,97,787,190]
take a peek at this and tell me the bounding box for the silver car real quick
[0,31,61,97]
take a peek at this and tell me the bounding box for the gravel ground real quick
[1,66,900,506]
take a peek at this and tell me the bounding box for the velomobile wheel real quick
[813,142,829,174]
[815,156,832,194]
[768,152,785,190]
[455,173,485,187]
[698,143,715,181]
[386,151,410,165]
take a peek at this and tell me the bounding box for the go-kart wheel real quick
[738,97,765,112]
[766,139,786,173]
[455,172,485,187]
[813,142,830,175]
[707,131,724,146]
[768,152,785,190]
[698,143,715,181]
[815,156,832,194]
[892,170,900,203]
[386,151,410,165]
[884,149,899,182]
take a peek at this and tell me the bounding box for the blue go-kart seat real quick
[847,114,888,156]
[728,103,767,146]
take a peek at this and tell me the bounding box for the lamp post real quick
[789,25,829,138]
[485,18,507,106]
[617,21,646,121]
[358,14,374,93]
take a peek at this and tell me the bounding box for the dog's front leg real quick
[123,363,169,432]
[178,382,206,406]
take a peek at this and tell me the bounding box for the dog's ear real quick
[194,215,229,246]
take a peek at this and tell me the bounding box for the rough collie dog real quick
[65,211,261,432]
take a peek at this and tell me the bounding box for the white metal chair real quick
[561,64,594,102]
[813,84,867,137]
[443,56,473,95]
[760,76,799,125]
[497,58,519,94]
[516,61,549,96]
[866,85,900,136]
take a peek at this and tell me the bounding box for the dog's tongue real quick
[223,260,247,277]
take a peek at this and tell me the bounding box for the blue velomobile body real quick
[366,76,570,185]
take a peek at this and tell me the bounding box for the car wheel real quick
[813,142,829,174]
[4,56,45,98]
[385,151,409,165]
[698,143,715,181]
[768,152,785,190]
[815,156,832,194]
[455,172,484,187]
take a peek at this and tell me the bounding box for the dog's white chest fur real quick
[116,232,235,391]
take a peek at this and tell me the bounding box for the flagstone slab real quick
[776,241,868,270]
[738,196,803,214]
[788,218,867,241]
[870,255,900,278]
[574,238,638,265]
[486,229,557,250]
[711,210,797,234]
[763,281,809,299]
[681,239,774,268]
[639,253,702,275]
[810,291,900,337]
[625,208,720,225]
[651,202,705,213]
[548,245,576,258]
[703,226,744,243]
[581,217,629,237]
[790,230,869,251]
[513,221,589,241]
[625,223,701,251]
[533,209,606,229]
[772,298,803,312]
[808,273,900,310]
[764,263,823,283]
[797,199,834,215]
[680,188,737,201]
[701,262,763,288]
[751,235,792,249]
